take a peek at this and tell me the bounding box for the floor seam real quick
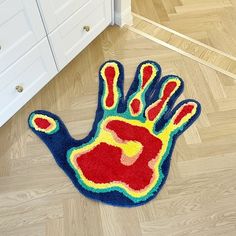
[128,13,236,80]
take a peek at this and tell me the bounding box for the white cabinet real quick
[0,0,45,73]
[48,0,112,70]
[0,0,113,126]
[37,0,89,32]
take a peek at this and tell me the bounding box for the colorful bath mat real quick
[28,60,201,207]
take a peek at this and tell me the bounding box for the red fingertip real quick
[162,81,177,99]
[105,66,115,79]
[104,66,116,107]
[34,117,51,129]
[174,104,194,125]
[142,65,153,88]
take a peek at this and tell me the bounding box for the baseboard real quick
[128,14,236,80]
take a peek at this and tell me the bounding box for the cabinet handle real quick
[16,85,24,93]
[0,45,2,51]
[83,26,90,32]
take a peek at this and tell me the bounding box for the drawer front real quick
[49,0,112,70]
[0,38,57,127]
[38,0,90,32]
[0,0,45,74]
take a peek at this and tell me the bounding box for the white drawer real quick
[37,0,90,33]
[0,38,57,127]
[0,0,46,74]
[49,0,112,70]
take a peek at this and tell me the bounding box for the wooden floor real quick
[1,25,236,235]
[129,14,236,80]
[132,0,236,57]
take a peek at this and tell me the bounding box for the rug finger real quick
[126,61,161,117]
[163,99,201,136]
[145,75,183,127]
[99,60,124,112]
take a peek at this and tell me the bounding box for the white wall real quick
[114,0,133,26]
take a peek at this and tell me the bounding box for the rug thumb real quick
[28,110,75,164]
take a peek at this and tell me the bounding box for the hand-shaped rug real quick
[28,60,201,207]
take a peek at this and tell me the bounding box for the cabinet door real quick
[0,0,45,73]
[49,0,112,70]
[0,38,57,127]
[37,0,89,32]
